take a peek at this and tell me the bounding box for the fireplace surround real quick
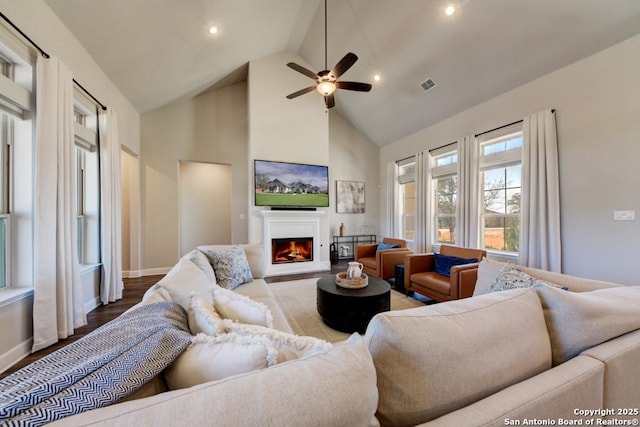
[261,210,329,276]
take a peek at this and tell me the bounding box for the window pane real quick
[507,189,521,214]
[483,216,505,250]
[401,181,415,240]
[505,136,523,150]
[436,217,455,244]
[436,176,457,214]
[506,164,521,188]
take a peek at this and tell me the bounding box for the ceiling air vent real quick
[420,78,437,92]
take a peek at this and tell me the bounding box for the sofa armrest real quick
[377,249,412,280]
[355,244,377,260]
[449,262,480,299]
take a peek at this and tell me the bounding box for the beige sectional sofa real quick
[49,251,640,427]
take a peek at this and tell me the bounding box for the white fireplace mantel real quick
[261,210,330,277]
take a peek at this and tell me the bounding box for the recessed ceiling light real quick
[445,5,456,16]
[209,25,219,34]
[374,74,381,82]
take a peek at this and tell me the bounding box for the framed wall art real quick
[336,181,365,213]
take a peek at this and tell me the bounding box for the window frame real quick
[397,157,416,243]
[431,146,458,246]
[478,126,523,254]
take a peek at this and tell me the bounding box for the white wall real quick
[380,34,640,286]
[141,82,249,272]
[179,162,232,255]
[329,112,380,238]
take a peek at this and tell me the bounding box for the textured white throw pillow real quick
[212,284,274,328]
[188,294,225,336]
[223,320,333,363]
[473,257,504,296]
[164,333,278,390]
[534,284,640,365]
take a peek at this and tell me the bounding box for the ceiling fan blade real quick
[330,52,358,79]
[286,86,317,99]
[325,94,335,109]
[286,62,319,80]
[336,81,372,92]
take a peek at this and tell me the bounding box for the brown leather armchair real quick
[355,237,412,280]
[405,245,487,302]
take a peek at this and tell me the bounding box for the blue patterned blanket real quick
[0,301,192,426]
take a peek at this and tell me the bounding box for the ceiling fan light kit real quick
[286,0,371,109]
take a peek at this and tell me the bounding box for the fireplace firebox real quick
[271,237,313,264]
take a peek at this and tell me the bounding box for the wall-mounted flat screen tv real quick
[254,159,329,207]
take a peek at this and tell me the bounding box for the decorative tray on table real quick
[335,272,369,289]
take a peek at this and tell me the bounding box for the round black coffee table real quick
[317,275,391,333]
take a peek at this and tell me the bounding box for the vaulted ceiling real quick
[44,0,640,146]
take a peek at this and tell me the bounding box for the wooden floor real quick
[0,261,354,379]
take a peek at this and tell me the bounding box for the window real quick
[479,125,523,253]
[73,101,100,266]
[431,148,458,244]
[397,158,415,241]
[0,33,34,292]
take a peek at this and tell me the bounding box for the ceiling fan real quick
[286,0,372,109]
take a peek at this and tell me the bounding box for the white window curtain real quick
[414,150,433,253]
[385,161,398,237]
[456,135,480,248]
[99,109,123,304]
[33,55,86,352]
[520,109,562,272]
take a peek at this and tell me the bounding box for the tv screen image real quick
[254,159,329,207]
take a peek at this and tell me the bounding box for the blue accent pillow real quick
[434,253,477,277]
[377,242,399,251]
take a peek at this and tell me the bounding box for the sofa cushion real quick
[581,329,640,410]
[187,294,225,336]
[534,284,640,366]
[200,245,254,290]
[164,332,277,390]
[223,320,333,363]
[365,288,552,426]
[212,284,274,328]
[51,334,379,427]
[420,355,604,427]
[182,249,216,283]
[143,258,214,310]
[434,253,476,277]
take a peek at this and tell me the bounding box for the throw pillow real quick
[183,249,217,284]
[212,285,274,328]
[490,262,568,293]
[146,258,214,310]
[188,294,225,336]
[533,284,640,366]
[164,332,277,390]
[434,253,477,277]
[377,242,399,251]
[201,245,253,290]
[223,320,333,363]
[473,257,504,296]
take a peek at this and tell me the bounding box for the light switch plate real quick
[614,210,635,221]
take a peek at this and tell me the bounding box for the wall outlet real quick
[613,210,635,221]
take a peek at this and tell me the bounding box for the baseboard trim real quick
[122,270,142,279]
[141,267,172,277]
[0,338,32,375]
[84,297,101,314]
